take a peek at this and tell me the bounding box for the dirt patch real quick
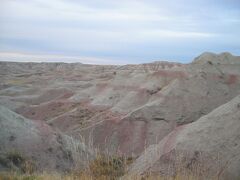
[17,101,80,121]
[226,74,238,85]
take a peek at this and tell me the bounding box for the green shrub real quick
[2,151,35,174]
[6,151,25,167]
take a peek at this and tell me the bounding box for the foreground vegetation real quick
[0,172,220,180]
[0,153,222,180]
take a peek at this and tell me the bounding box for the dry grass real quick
[0,137,230,180]
[87,154,134,179]
[6,79,28,86]
[0,171,219,180]
[0,154,221,180]
[0,147,227,180]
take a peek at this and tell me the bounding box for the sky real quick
[0,0,240,64]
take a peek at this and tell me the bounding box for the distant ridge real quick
[193,52,240,64]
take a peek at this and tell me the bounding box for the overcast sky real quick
[0,0,240,64]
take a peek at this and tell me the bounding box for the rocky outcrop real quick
[128,95,240,179]
[0,52,240,175]
[83,52,240,155]
[193,52,240,65]
[0,106,94,172]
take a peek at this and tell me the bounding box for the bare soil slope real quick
[0,106,93,172]
[0,52,240,175]
[129,95,240,180]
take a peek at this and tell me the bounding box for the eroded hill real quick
[0,52,240,178]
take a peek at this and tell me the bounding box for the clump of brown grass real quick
[70,153,134,180]
[89,154,130,178]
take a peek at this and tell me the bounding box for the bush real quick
[6,151,25,167]
[2,151,35,174]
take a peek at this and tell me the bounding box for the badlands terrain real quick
[0,52,240,179]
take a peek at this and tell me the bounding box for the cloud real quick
[0,0,170,22]
[0,0,239,63]
[0,51,125,65]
